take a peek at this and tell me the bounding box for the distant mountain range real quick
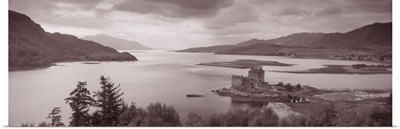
[82,34,152,50]
[177,22,392,59]
[9,10,138,69]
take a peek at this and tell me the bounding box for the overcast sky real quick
[9,0,392,50]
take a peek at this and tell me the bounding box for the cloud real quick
[9,0,392,49]
[9,0,112,29]
[203,2,259,29]
[113,0,234,18]
[344,0,392,13]
[314,5,344,16]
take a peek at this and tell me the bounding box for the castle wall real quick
[231,75,244,87]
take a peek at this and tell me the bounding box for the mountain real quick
[236,33,325,47]
[175,45,236,53]
[177,22,391,58]
[309,23,392,48]
[82,34,152,50]
[9,10,137,69]
[236,38,270,46]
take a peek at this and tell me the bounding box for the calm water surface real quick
[9,51,392,126]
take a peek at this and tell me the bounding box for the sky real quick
[9,0,392,50]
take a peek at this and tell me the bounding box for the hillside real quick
[9,10,138,69]
[177,22,392,61]
[175,45,236,53]
[309,23,392,48]
[82,34,152,50]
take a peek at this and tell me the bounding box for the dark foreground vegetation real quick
[21,76,392,127]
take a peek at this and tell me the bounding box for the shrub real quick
[208,113,224,126]
[284,83,294,92]
[249,108,279,126]
[306,102,336,126]
[144,102,181,126]
[185,112,206,126]
[296,84,301,89]
[118,103,147,126]
[335,104,375,126]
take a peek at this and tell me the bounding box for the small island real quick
[198,59,294,69]
[271,64,392,74]
[186,94,205,97]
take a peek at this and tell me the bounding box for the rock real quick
[186,94,205,97]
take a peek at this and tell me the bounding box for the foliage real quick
[223,109,254,126]
[335,104,374,126]
[306,102,337,126]
[144,102,181,126]
[296,84,302,89]
[249,108,279,126]
[370,109,392,126]
[207,113,225,126]
[47,107,65,127]
[185,112,206,126]
[118,103,147,126]
[65,81,95,126]
[38,121,50,127]
[280,114,307,126]
[21,122,35,127]
[284,83,294,92]
[277,82,284,86]
[92,76,125,126]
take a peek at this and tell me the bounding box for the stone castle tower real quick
[231,66,265,88]
[248,66,265,82]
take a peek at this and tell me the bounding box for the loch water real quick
[9,50,392,126]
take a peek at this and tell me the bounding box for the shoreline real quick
[9,60,138,71]
[175,51,391,65]
[213,85,391,104]
[271,65,392,75]
[198,59,294,69]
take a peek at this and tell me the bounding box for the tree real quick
[296,84,302,89]
[21,122,35,127]
[38,121,50,127]
[249,108,279,126]
[208,113,224,126]
[185,112,206,126]
[284,83,294,92]
[306,102,337,126]
[93,76,125,126]
[277,82,284,86]
[222,109,258,126]
[47,107,65,127]
[118,103,148,126]
[65,81,95,126]
[144,102,181,126]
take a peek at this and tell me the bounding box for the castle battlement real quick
[231,66,266,88]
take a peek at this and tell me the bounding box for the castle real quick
[231,66,269,89]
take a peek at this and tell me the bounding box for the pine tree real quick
[47,107,65,127]
[65,81,95,126]
[93,76,125,126]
